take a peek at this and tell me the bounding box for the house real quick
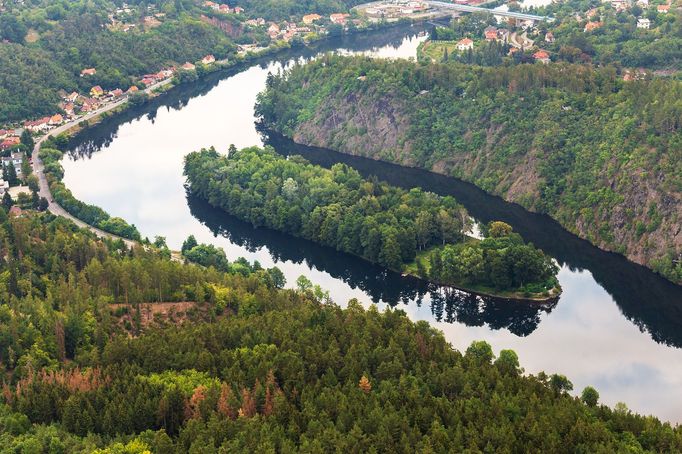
[49,114,64,125]
[637,17,651,28]
[657,4,670,12]
[329,13,350,24]
[0,179,8,196]
[0,129,8,139]
[533,49,551,63]
[90,85,104,97]
[456,38,474,51]
[65,91,79,102]
[203,1,218,8]
[245,18,265,26]
[234,6,244,13]
[484,26,498,40]
[181,62,196,71]
[268,23,281,38]
[81,98,100,112]
[63,103,75,116]
[0,137,20,150]
[110,88,124,98]
[545,31,555,43]
[201,54,216,65]
[586,8,599,19]
[24,117,51,133]
[2,153,23,176]
[584,21,603,32]
[303,13,322,24]
[127,85,139,94]
[141,77,155,87]
[218,4,230,13]
[80,68,97,77]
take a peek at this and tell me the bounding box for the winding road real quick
[31,79,174,249]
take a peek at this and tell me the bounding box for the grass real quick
[418,40,461,62]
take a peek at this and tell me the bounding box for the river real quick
[62,25,682,423]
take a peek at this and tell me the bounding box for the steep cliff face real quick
[279,79,681,285]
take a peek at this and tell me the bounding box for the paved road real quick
[509,31,534,49]
[31,79,173,249]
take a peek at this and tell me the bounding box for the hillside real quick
[256,56,682,285]
[0,209,681,451]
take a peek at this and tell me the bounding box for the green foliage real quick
[257,55,682,284]
[184,146,558,293]
[0,209,679,451]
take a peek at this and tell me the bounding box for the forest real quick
[0,208,680,451]
[184,146,559,297]
[255,55,682,285]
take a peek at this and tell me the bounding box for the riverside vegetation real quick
[255,55,682,285]
[0,0,367,124]
[0,208,681,451]
[184,146,560,299]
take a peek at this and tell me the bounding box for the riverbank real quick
[402,245,561,303]
[30,21,417,247]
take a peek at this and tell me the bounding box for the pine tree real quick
[359,375,372,393]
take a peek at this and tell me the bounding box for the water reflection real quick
[60,24,682,421]
[186,191,555,336]
[263,130,682,347]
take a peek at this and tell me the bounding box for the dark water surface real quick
[62,26,682,422]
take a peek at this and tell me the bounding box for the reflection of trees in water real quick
[431,288,556,337]
[65,24,423,160]
[262,130,682,348]
[186,191,553,336]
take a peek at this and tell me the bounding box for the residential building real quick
[303,13,322,24]
[545,31,555,43]
[181,62,196,71]
[657,4,670,13]
[90,85,104,97]
[457,38,474,50]
[637,17,651,28]
[80,68,97,77]
[0,179,8,196]
[484,26,498,40]
[533,49,551,63]
[201,54,216,65]
[329,13,350,24]
[49,114,64,125]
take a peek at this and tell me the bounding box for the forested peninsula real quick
[256,55,682,285]
[184,146,560,300]
[0,209,681,452]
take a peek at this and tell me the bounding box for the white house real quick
[637,18,651,29]
[456,38,474,51]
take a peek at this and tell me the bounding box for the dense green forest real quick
[256,55,682,285]
[0,209,681,451]
[184,146,559,297]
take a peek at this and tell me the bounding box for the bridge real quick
[427,1,555,22]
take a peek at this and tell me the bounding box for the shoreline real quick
[188,187,560,305]
[265,129,682,289]
[28,21,418,246]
